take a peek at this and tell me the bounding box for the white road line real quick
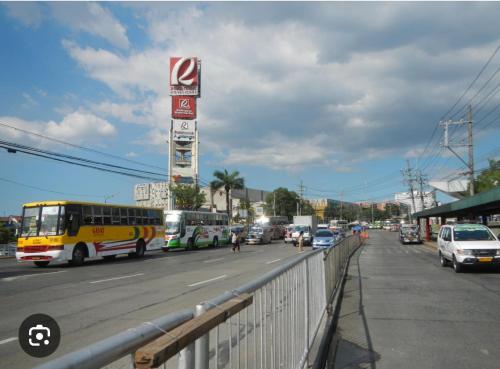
[203,258,225,263]
[0,337,17,345]
[266,258,281,264]
[412,248,421,254]
[89,273,144,284]
[188,274,227,287]
[2,271,66,282]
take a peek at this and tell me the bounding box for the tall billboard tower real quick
[133,57,201,209]
[168,57,201,209]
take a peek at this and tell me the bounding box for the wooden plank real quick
[135,293,253,369]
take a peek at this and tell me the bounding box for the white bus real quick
[163,210,230,250]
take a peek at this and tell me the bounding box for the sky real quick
[1,2,500,215]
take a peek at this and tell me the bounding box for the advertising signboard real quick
[172,119,196,142]
[170,57,199,96]
[172,95,197,119]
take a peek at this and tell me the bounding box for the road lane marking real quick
[0,337,17,345]
[2,271,66,282]
[266,259,281,264]
[203,258,225,263]
[89,273,144,284]
[188,274,227,287]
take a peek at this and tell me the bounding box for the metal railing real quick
[36,235,362,369]
[0,242,16,257]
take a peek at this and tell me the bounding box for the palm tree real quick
[210,169,245,220]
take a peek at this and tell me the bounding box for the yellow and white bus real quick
[16,200,165,267]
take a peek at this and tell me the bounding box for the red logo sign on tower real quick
[172,95,197,119]
[170,57,200,96]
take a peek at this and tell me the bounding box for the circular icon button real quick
[19,314,61,358]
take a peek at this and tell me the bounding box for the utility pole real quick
[340,191,344,220]
[441,106,475,196]
[273,191,276,217]
[402,160,417,218]
[298,180,305,216]
[416,170,428,211]
[371,201,374,223]
[467,105,475,196]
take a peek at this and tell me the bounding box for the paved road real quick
[333,230,500,369]
[0,241,305,369]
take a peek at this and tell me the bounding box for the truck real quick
[291,215,318,246]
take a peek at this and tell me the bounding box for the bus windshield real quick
[166,221,180,235]
[21,205,64,237]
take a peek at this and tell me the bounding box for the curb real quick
[311,242,363,369]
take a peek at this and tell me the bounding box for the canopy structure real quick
[413,186,500,240]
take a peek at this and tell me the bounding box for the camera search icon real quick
[19,314,60,358]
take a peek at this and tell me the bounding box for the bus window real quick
[111,207,120,224]
[128,208,136,225]
[103,206,112,225]
[83,206,93,225]
[120,208,128,225]
[92,206,103,225]
[136,208,143,225]
[66,204,82,236]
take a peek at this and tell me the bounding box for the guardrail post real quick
[178,344,195,369]
[304,258,310,366]
[195,303,209,369]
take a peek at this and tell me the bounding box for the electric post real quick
[440,105,475,196]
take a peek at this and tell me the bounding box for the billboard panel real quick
[170,57,200,96]
[172,119,196,142]
[172,96,197,119]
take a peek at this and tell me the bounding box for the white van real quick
[438,223,500,273]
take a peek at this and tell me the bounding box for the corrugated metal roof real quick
[414,186,500,218]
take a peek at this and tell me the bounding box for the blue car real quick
[312,230,337,250]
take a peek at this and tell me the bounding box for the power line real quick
[0,139,167,178]
[0,121,167,171]
[0,144,166,182]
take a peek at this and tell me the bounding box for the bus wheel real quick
[34,261,50,267]
[71,245,86,266]
[212,237,219,247]
[130,240,146,258]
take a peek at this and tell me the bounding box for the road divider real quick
[2,270,66,282]
[89,273,144,284]
[187,274,227,287]
[0,337,17,345]
[266,258,281,264]
[203,258,225,264]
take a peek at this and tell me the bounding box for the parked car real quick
[246,225,273,245]
[399,224,421,244]
[231,225,248,243]
[437,223,500,273]
[312,230,337,250]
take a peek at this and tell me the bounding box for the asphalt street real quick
[333,230,500,369]
[0,241,305,369]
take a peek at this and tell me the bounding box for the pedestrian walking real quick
[298,230,304,252]
[232,231,240,253]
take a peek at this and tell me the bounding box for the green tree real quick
[170,184,206,210]
[239,198,255,225]
[210,169,245,220]
[474,159,500,193]
[265,187,299,220]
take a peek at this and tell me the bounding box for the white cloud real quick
[125,151,139,158]
[0,111,116,146]
[3,2,43,28]
[51,3,129,49]
[60,3,500,171]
